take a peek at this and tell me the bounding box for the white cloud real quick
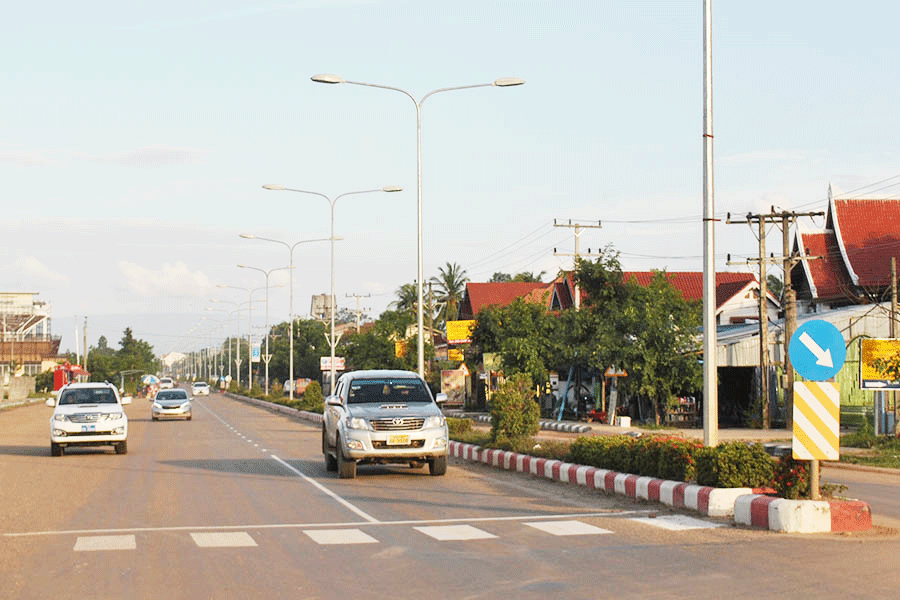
[14,256,70,284]
[0,150,56,167]
[117,261,212,298]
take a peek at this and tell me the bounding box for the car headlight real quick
[107,412,124,420]
[182,403,191,410]
[345,416,369,430]
[53,414,68,422]
[423,415,446,429]
[152,403,162,409]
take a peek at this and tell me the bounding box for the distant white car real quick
[159,377,175,389]
[47,382,131,456]
[152,388,192,421]
[191,381,210,396]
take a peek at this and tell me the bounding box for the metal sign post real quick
[788,320,847,500]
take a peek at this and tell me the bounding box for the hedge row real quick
[568,436,776,488]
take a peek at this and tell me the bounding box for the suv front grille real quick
[370,417,425,431]
[68,414,102,423]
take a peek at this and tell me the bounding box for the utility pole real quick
[345,293,371,333]
[83,317,88,377]
[728,208,824,429]
[892,258,898,434]
[553,219,602,309]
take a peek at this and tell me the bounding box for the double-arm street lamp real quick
[310,73,524,376]
[237,264,292,396]
[239,234,333,403]
[217,284,267,389]
[262,184,402,394]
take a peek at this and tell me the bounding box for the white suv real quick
[47,382,132,456]
[322,370,449,478]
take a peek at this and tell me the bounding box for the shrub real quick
[771,455,810,499]
[695,442,774,488]
[490,373,540,443]
[447,417,472,437]
[657,437,703,482]
[300,381,325,413]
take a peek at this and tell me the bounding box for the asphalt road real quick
[2,391,899,599]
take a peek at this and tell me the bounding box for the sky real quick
[3,1,900,357]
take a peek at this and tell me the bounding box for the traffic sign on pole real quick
[789,320,846,381]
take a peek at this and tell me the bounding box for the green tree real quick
[430,261,469,324]
[390,282,418,314]
[116,328,157,374]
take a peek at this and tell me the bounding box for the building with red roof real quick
[791,186,900,312]
[457,271,777,325]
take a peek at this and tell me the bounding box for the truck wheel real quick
[115,441,128,455]
[51,443,62,457]
[323,428,337,472]
[429,455,447,476]
[336,436,356,479]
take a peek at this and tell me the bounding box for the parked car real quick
[46,382,131,456]
[191,381,210,396]
[159,376,175,389]
[151,388,192,421]
[322,370,449,478]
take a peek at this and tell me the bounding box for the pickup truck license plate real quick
[81,425,96,432]
[387,434,409,446]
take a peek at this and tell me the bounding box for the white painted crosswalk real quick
[69,515,725,551]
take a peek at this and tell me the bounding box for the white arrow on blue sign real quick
[788,320,847,381]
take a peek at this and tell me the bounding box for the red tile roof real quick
[794,228,856,301]
[831,197,900,290]
[460,282,549,317]
[620,271,758,308]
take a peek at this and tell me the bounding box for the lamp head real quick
[311,73,344,84]
[383,185,403,193]
[494,77,525,87]
[262,184,285,191]
[239,234,255,239]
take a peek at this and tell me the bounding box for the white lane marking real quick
[415,525,496,541]
[74,535,136,551]
[524,520,613,536]
[270,455,380,523]
[304,529,379,545]
[630,515,725,531]
[191,532,258,548]
[5,511,649,538]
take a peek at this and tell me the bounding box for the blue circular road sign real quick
[788,320,847,381]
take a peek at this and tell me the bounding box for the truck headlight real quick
[346,417,369,430]
[53,414,68,422]
[423,415,446,429]
[103,412,124,421]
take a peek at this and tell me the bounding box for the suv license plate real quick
[387,434,409,446]
[82,425,96,432]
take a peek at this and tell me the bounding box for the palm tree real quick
[430,262,469,324]
[390,282,418,314]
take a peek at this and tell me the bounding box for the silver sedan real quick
[151,389,192,421]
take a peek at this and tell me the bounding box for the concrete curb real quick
[224,392,322,425]
[449,441,752,518]
[464,414,593,433]
[734,494,872,533]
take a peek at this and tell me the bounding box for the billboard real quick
[446,320,476,345]
[319,356,346,371]
[441,369,466,407]
[859,338,900,390]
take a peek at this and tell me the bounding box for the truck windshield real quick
[59,388,118,405]
[348,378,432,405]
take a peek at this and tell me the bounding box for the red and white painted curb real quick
[734,494,872,533]
[449,441,753,518]
[449,441,872,533]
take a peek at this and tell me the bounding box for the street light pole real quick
[240,234,331,402]
[262,184,401,394]
[237,264,291,396]
[218,285,266,390]
[311,73,524,377]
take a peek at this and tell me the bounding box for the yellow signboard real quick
[446,320,476,345]
[448,348,464,361]
[793,381,839,461]
[394,340,408,358]
[860,338,900,390]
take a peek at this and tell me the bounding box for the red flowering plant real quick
[771,455,810,499]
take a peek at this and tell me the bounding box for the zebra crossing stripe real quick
[792,381,839,460]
